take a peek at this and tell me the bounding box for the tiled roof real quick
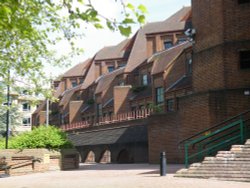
[59,85,81,108]
[80,57,96,90]
[54,81,64,98]
[67,124,148,146]
[62,58,91,78]
[150,41,192,75]
[103,98,114,108]
[33,100,46,115]
[165,75,192,92]
[130,86,152,101]
[95,39,130,60]
[125,7,191,73]
[95,67,125,95]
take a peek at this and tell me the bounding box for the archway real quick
[85,150,95,163]
[99,150,111,163]
[117,149,131,163]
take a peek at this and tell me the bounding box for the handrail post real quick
[240,117,244,144]
[184,143,189,168]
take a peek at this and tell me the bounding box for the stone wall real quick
[0,149,79,176]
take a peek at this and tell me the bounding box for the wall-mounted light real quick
[244,90,250,96]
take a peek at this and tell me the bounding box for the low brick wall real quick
[0,149,79,176]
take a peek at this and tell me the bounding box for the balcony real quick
[61,108,153,131]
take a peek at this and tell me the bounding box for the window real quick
[238,0,250,4]
[108,66,115,72]
[142,74,148,86]
[155,87,164,104]
[187,58,192,74]
[79,78,84,84]
[71,79,77,87]
[22,103,31,111]
[118,63,126,68]
[177,38,187,44]
[119,81,125,86]
[97,104,102,117]
[166,99,174,112]
[22,117,31,126]
[240,51,250,69]
[164,41,173,49]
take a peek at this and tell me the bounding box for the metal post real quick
[46,99,49,126]
[160,151,167,176]
[5,70,10,149]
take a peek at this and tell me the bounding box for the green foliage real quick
[0,125,73,150]
[148,103,164,114]
[86,98,95,105]
[0,0,147,102]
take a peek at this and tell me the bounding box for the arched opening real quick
[85,151,95,163]
[99,150,111,163]
[117,149,132,163]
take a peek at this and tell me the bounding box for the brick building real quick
[33,2,250,164]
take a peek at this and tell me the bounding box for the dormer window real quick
[71,79,77,87]
[238,0,250,4]
[164,41,173,50]
[177,38,187,44]
[108,66,115,73]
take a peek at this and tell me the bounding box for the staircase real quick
[175,139,250,182]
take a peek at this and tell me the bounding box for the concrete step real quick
[216,177,250,182]
[185,170,250,175]
[189,166,250,171]
[175,173,250,179]
[198,163,250,168]
[202,160,250,165]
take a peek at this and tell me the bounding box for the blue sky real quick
[49,0,191,77]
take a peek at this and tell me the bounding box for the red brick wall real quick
[114,86,131,114]
[192,46,225,92]
[69,101,83,123]
[223,42,250,89]
[148,92,211,163]
[192,0,224,53]
[192,0,250,92]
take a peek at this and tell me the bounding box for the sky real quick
[48,0,191,78]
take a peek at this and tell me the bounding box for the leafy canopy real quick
[0,0,147,101]
[0,125,73,149]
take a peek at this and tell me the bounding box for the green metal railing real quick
[179,109,250,168]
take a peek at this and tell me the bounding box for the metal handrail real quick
[184,118,245,167]
[179,109,250,145]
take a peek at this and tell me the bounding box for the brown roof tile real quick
[150,41,192,75]
[125,7,191,73]
[54,81,64,98]
[33,100,46,115]
[63,58,91,78]
[59,85,81,108]
[79,57,96,90]
[165,75,192,92]
[95,67,125,95]
[95,39,130,61]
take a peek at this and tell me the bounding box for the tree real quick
[0,0,147,101]
[0,105,22,138]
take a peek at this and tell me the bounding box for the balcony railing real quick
[61,108,153,131]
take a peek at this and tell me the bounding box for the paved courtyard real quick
[0,163,250,188]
